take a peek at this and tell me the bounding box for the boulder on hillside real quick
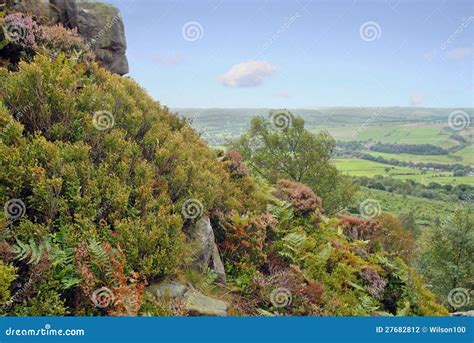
[147,280,229,316]
[187,216,226,284]
[5,0,129,75]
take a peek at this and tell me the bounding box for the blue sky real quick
[105,0,473,108]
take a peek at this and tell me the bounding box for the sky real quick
[104,0,473,109]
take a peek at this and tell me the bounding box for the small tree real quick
[418,210,474,310]
[228,111,356,213]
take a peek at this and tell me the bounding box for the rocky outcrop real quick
[147,280,229,316]
[5,0,128,74]
[188,216,226,284]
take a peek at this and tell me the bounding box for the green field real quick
[361,150,461,164]
[454,146,474,165]
[333,158,474,186]
[352,188,472,228]
[316,124,460,148]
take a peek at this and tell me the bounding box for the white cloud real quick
[410,94,424,106]
[446,47,473,60]
[219,60,279,87]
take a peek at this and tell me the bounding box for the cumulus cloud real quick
[410,94,424,106]
[219,60,279,87]
[446,47,473,60]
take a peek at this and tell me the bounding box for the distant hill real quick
[172,107,474,146]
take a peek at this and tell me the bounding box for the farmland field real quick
[179,107,474,223]
[333,158,474,186]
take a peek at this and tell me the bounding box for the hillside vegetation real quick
[0,13,455,316]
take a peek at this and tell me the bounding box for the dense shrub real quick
[339,216,384,243]
[0,18,448,317]
[0,261,16,305]
[0,50,258,315]
[0,13,42,66]
[273,179,323,217]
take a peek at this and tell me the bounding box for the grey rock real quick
[146,280,228,316]
[184,289,228,316]
[7,0,129,75]
[147,281,188,299]
[211,242,226,284]
[187,216,227,284]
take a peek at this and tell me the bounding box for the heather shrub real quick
[0,13,42,65]
[339,215,385,243]
[37,24,94,63]
[223,149,249,177]
[0,48,266,315]
[273,179,323,217]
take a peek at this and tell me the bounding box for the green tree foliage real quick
[228,113,357,214]
[0,50,262,314]
[419,210,474,309]
[0,17,448,317]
